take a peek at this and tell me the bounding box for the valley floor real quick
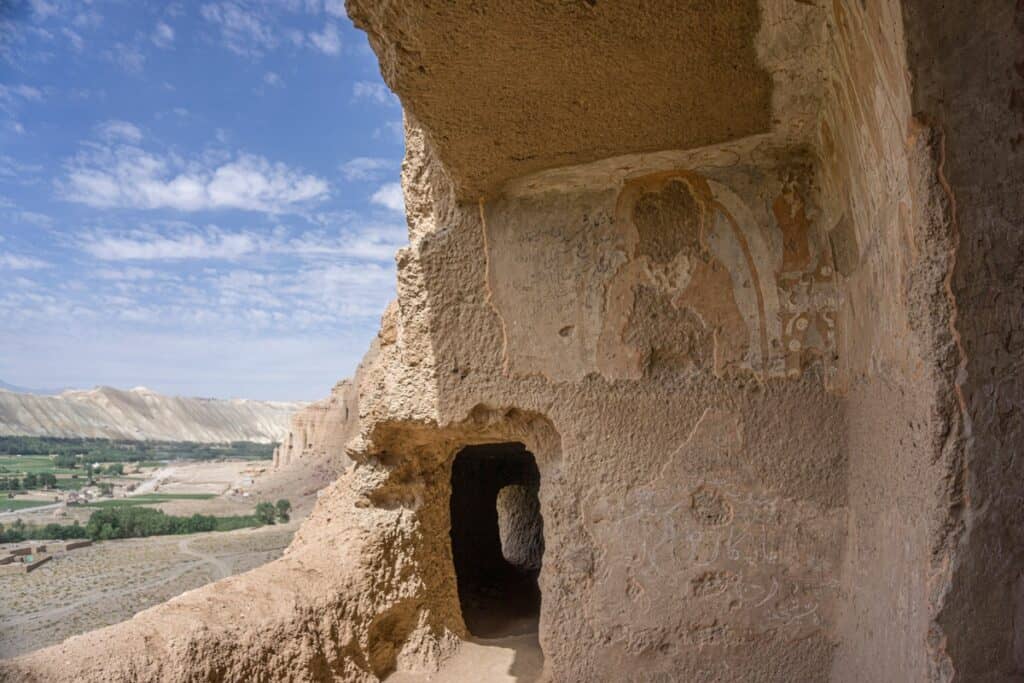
[0,523,295,658]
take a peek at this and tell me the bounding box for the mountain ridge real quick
[0,384,305,443]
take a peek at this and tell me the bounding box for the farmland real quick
[81,493,216,509]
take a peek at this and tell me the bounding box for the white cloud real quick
[370,182,404,212]
[62,143,329,213]
[0,84,44,116]
[62,28,84,51]
[308,22,341,55]
[78,224,407,264]
[352,81,397,106]
[201,2,277,58]
[93,267,159,281]
[72,10,103,29]
[323,0,345,16]
[0,84,43,103]
[263,71,283,87]
[340,157,396,182]
[152,22,175,49]
[29,0,59,20]
[0,154,43,178]
[106,43,145,73]
[17,211,52,227]
[81,228,262,261]
[0,253,50,270]
[96,120,143,143]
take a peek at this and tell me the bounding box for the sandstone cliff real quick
[0,386,303,443]
[272,379,357,469]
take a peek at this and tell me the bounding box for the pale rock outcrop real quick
[273,379,358,469]
[4,2,1021,682]
[0,386,302,443]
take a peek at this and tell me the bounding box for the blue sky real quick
[0,0,406,401]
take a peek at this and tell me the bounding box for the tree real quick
[254,502,276,525]
[275,499,291,523]
[98,482,114,497]
[54,454,77,469]
[23,472,38,489]
[105,463,124,476]
[39,473,58,489]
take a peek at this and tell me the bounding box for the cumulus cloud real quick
[96,120,142,143]
[308,22,341,55]
[339,157,396,182]
[352,81,397,106]
[370,182,404,212]
[152,22,175,48]
[61,142,329,213]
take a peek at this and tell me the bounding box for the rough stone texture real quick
[274,379,358,469]
[496,486,543,572]
[3,2,1020,682]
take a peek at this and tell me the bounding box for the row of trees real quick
[0,436,275,462]
[85,507,221,540]
[0,519,88,543]
[255,499,291,524]
[0,498,293,543]
[0,473,58,490]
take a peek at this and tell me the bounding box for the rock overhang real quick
[347,0,777,200]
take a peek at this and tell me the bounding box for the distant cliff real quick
[273,378,356,469]
[0,385,304,443]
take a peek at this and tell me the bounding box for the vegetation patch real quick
[0,437,275,463]
[0,499,57,511]
[0,498,292,543]
[81,494,217,509]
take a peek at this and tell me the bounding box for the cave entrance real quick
[450,442,543,638]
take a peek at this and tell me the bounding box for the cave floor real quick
[385,633,543,683]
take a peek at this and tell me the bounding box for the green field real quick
[81,493,217,509]
[0,455,77,475]
[0,499,56,511]
[0,436,276,462]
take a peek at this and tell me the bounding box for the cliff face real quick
[0,386,302,443]
[272,379,357,469]
[5,2,1021,682]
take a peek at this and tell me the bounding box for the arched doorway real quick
[449,442,543,638]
